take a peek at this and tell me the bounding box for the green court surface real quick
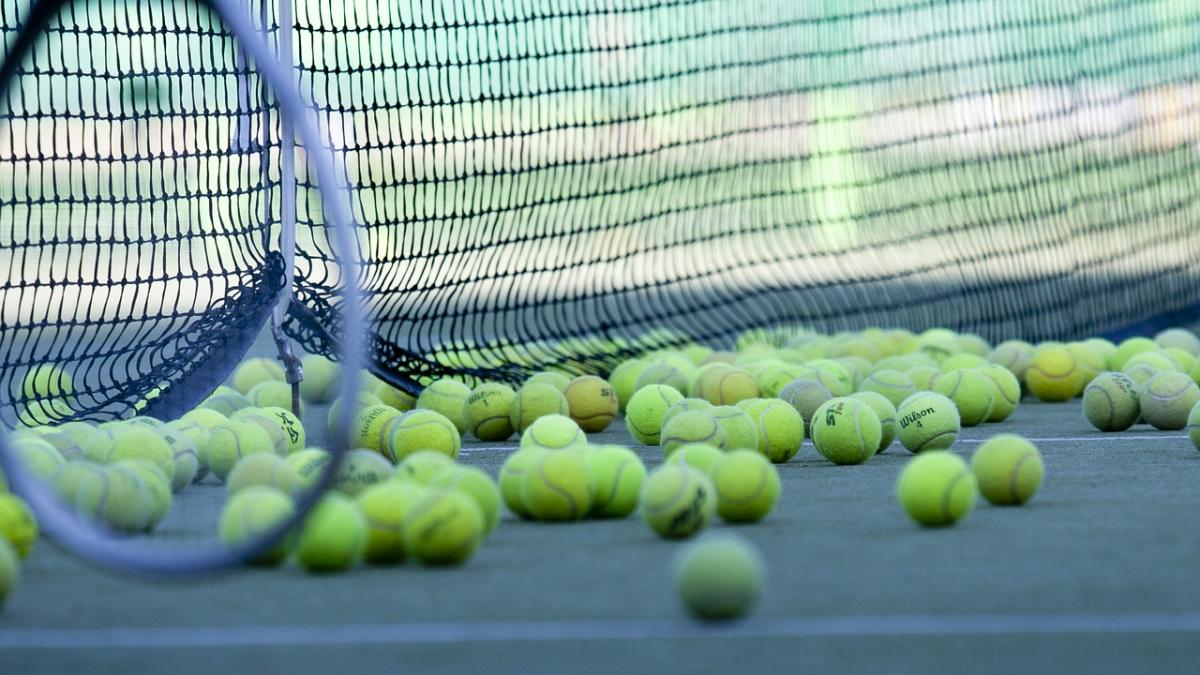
[2,390,1199,674]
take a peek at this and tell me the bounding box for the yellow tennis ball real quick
[198,386,252,416]
[416,379,472,433]
[896,451,978,527]
[96,465,155,532]
[988,340,1034,381]
[674,535,764,621]
[498,447,547,519]
[1026,345,1082,402]
[710,406,758,452]
[661,410,725,458]
[847,391,896,454]
[294,493,368,573]
[111,461,172,531]
[666,443,725,474]
[897,392,961,453]
[250,406,307,454]
[50,462,109,522]
[464,383,517,441]
[394,450,456,485]
[583,445,646,519]
[230,357,285,395]
[1067,342,1105,388]
[402,488,485,566]
[356,481,428,564]
[154,426,200,493]
[181,407,227,432]
[777,379,833,433]
[640,464,715,539]
[609,359,650,412]
[384,410,462,462]
[9,436,65,481]
[35,429,84,462]
[0,537,18,608]
[332,449,395,496]
[205,420,275,482]
[0,494,37,559]
[804,360,855,396]
[364,373,417,412]
[755,363,808,399]
[328,391,384,436]
[1108,336,1158,371]
[247,380,298,414]
[299,354,341,403]
[625,384,685,445]
[661,398,715,430]
[284,448,332,494]
[634,361,690,395]
[521,450,594,521]
[1156,328,1200,355]
[108,427,176,483]
[1188,402,1200,451]
[694,366,760,406]
[508,383,570,435]
[347,404,401,454]
[518,414,586,452]
[709,450,780,523]
[1140,371,1200,431]
[226,453,300,497]
[976,364,1021,423]
[1082,372,1141,431]
[858,369,916,407]
[810,397,881,465]
[563,376,619,432]
[971,434,1044,505]
[904,365,942,391]
[940,354,986,372]
[933,369,996,427]
[429,465,502,534]
[218,485,295,566]
[230,408,290,455]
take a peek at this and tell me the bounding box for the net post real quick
[270,0,301,416]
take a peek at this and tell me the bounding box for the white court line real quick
[2,613,1199,650]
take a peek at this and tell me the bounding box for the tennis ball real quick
[634,361,690,395]
[332,449,395,496]
[809,397,881,465]
[625,385,685,445]
[231,409,290,455]
[933,369,996,427]
[1067,343,1105,388]
[674,535,764,620]
[199,386,252,416]
[988,340,1034,380]
[498,447,547,518]
[976,364,1021,423]
[247,406,306,454]
[231,357,285,395]
[286,448,333,494]
[755,363,807,399]
[218,485,295,566]
[971,434,1044,505]
[48,421,98,447]
[329,391,384,436]
[416,379,471,433]
[463,383,517,441]
[1108,336,1159,370]
[666,443,725,474]
[940,354,986,372]
[356,481,428,564]
[154,426,200,493]
[777,379,833,433]
[205,420,275,482]
[526,371,571,392]
[10,436,65,481]
[402,489,485,566]
[519,414,586,452]
[108,427,176,482]
[1125,350,1182,374]
[711,406,758,451]
[1085,338,1118,363]
[709,450,780,523]
[509,383,570,434]
[896,451,978,527]
[294,493,368,572]
[299,354,341,403]
[0,467,6,493]
[1156,328,1200,354]
[848,391,896,454]
[1165,348,1197,374]
[34,430,83,462]
[1139,371,1200,430]
[111,461,172,530]
[738,399,804,462]
[392,450,453,485]
[181,407,227,432]
[96,465,155,532]
[349,404,401,453]
[905,365,942,391]
[366,375,417,412]
[563,376,619,432]
[1082,372,1141,431]
[661,410,725,458]
[0,495,37,559]
[227,452,300,497]
[1122,361,1165,387]
[835,356,872,386]
[859,369,916,407]
[1025,345,1083,402]
[1188,402,1200,450]
[51,462,108,521]
[247,380,297,414]
[384,410,462,462]
[430,465,502,533]
[640,464,715,539]
[583,445,646,518]
[609,359,650,412]
[896,392,961,453]
[694,366,759,406]
[661,398,714,430]
[520,450,594,521]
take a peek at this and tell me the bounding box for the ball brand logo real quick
[272,411,301,443]
[825,401,844,426]
[601,387,615,397]
[899,407,935,429]
[468,391,497,405]
[670,484,708,532]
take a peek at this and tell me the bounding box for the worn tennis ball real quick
[976,364,1021,423]
[1125,350,1185,374]
[402,488,484,566]
[520,450,594,521]
[154,426,200,493]
[1082,372,1141,431]
[247,380,298,414]
[430,465,502,534]
[498,447,547,518]
[384,409,462,462]
[1108,336,1159,371]
[108,427,176,483]
[1122,361,1166,387]
[858,369,916,407]
[94,465,154,532]
[673,535,764,621]
[393,450,456,485]
[519,414,587,452]
[988,340,1034,381]
[9,436,65,481]
[356,481,428,564]
[525,371,571,392]
[777,378,833,433]
[971,434,1044,505]
[231,408,290,455]
[1067,342,1105,389]
[299,354,341,403]
[1188,402,1200,450]
[416,379,472,433]
[205,420,275,482]
[227,452,300,497]
[285,448,333,494]
[755,363,807,399]
[694,366,759,406]
[230,357,285,395]
[896,451,978,527]
[640,464,716,539]
[218,485,295,566]
[710,406,758,452]
[111,461,172,531]
[904,365,942,391]
[933,369,996,427]
[896,392,961,453]
[848,391,896,454]
[583,445,646,518]
[634,361,690,395]
[464,383,517,441]
[508,383,570,435]
[348,404,401,453]
[1139,371,1200,431]
[625,385,685,445]
[0,494,37,559]
[1156,328,1200,355]
[294,493,368,573]
[809,397,881,465]
[246,406,306,454]
[661,410,725,458]
[1026,345,1083,402]
[563,376,619,432]
[738,399,804,462]
[661,398,714,430]
[709,450,780,523]
[198,386,252,416]
[666,443,724,474]
[940,354,986,372]
[332,449,395,496]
